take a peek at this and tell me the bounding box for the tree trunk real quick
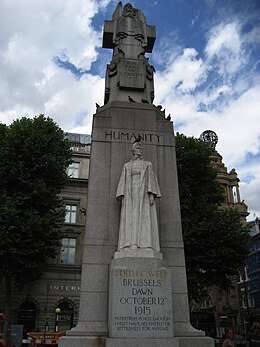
[3,274,12,347]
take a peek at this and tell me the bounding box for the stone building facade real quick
[241,219,260,327]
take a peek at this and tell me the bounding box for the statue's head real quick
[123,3,136,18]
[132,141,143,158]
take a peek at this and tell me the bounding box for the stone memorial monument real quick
[59,2,214,347]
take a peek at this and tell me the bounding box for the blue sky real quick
[0,0,259,219]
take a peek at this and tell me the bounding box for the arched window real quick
[200,296,213,309]
[55,301,74,332]
[17,300,37,333]
[232,186,238,203]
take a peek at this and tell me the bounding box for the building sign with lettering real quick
[109,265,173,338]
[49,285,81,293]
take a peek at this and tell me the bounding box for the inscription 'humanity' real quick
[104,130,162,143]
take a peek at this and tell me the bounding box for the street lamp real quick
[44,315,50,332]
[55,308,61,332]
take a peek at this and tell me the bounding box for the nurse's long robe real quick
[116,159,161,251]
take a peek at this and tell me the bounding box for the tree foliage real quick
[0,115,72,287]
[175,133,249,300]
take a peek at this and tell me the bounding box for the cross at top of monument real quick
[102,2,156,104]
[103,2,156,54]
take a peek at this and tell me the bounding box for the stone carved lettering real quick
[110,266,173,337]
[120,61,143,78]
[119,60,145,90]
[104,130,162,143]
[50,285,81,292]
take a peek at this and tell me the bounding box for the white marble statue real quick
[116,141,161,251]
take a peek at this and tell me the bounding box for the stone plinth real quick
[106,337,214,347]
[106,338,178,347]
[114,248,163,259]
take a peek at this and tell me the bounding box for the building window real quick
[60,238,76,264]
[200,296,213,309]
[65,205,77,223]
[248,294,255,307]
[218,289,226,299]
[239,266,249,283]
[242,293,255,308]
[68,162,80,178]
[232,186,238,203]
[229,287,236,296]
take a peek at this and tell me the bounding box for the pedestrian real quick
[246,322,260,347]
[222,328,237,347]
[236,330,245,347]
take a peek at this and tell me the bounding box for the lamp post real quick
[55,308,61,332]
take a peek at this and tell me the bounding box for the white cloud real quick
[0,0,109,130]
[205,22,241,58]
[153,18,260,220]
[43,72,105,131]
[155,48,207,101]
[205,22,246,81]
[239,160,260,220]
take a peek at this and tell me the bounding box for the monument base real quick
[106,337,214,347]
[58,335,214,347]
[106,337,178,347]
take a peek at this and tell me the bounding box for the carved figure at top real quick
[102,2,156,104]
[122,3,135,17]
[113,2,147,57]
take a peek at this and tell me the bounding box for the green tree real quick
[175,133,249,301]
[0,115,71,344]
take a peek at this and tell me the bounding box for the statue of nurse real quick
[116,140,161,252]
